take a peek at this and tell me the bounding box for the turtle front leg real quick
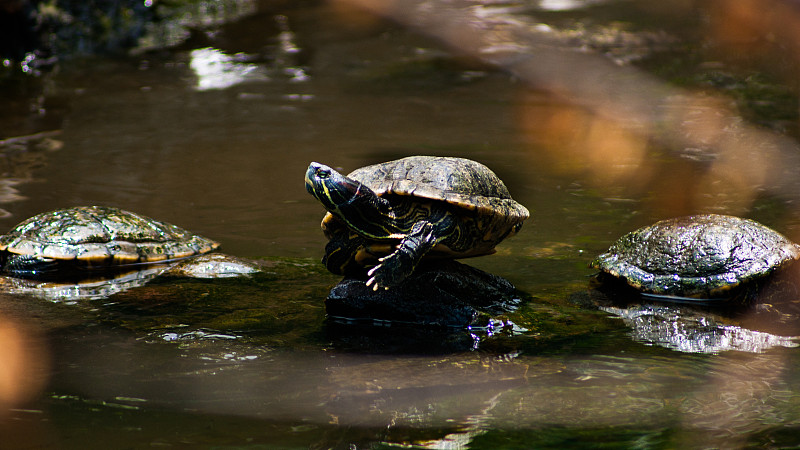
[366,221,437,290]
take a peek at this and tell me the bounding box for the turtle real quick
[0,206,220,279]
[305,156,529,289]
[591,214,800,299]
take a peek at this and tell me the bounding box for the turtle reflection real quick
[600,303,799,354]
[574,283,800,354]
[0,254,260,302]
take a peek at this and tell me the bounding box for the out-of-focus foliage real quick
[0,0,263,72]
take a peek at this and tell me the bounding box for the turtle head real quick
[305,162,381,218]
[305,162,396,238]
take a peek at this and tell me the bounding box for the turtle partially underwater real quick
[592,214,800,299]
[305,156,529,289]
[0,206,220,279]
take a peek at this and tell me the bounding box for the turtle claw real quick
[365,277,384,291]
[366,264,392,290]
[364,268,380,290]
[367,225,435,288]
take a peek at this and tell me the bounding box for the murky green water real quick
[3,0,800,448]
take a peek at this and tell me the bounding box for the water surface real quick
[3,0,800,448]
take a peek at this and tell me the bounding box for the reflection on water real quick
[0,253,260,303]
[190,47,269,90]
[189,14,307,90]
[601,303,800,354]
[0,266,167,303]
[0,131,63,217]
[415,392,501,449]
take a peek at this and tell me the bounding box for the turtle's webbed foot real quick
[365,267,387,291]
[365,221,436,290]
[366,254,407,290]
[365,247,418,290]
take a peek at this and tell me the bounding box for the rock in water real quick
[325,260,519,328]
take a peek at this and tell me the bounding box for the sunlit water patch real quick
[189,47,269,90]
[188,14,307,90]
[537,0,610,11]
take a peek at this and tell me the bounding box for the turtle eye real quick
[316,168,331,179]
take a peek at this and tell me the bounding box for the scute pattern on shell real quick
[593,214,800,296]
[346,156,528,220]
[0,206,219,265]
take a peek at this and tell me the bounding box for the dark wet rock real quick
[325,260,520,328]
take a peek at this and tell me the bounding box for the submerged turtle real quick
[305,156,529,289]
[592,214,800,299]
[0,206,220,278]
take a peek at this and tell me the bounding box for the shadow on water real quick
[4,0,800,448]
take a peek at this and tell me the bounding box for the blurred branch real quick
[0,130,61,147]
[339,0,800,209]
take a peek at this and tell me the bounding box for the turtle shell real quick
[592,214,800,297]
[321,156,529,254]
[0,206,219,269]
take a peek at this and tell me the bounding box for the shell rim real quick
[592,214,800,296]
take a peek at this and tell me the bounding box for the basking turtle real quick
[305,156,529,289]
[0,206,220,278]
[592,214,800,299]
